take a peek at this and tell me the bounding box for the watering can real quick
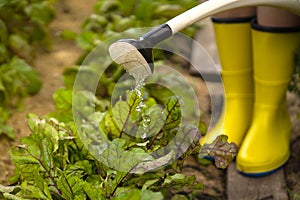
[109,0,300,77]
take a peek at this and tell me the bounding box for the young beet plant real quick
[0,70,238,199]
[1,92,202,199]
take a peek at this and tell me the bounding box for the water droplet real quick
[128,66,152,138]
[135,88,142,97]
[141,132,147,139]
[136,105,142,112]
[143,115,151,125]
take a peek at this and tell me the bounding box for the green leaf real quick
[0,184,20,193]
[111,90,141,137]
[0,19,8,44]
[82,181,105,199]
[151,173,204,196]
[147,73,199,120]
[11,57,42,95]
[71,90,109,134]
[134,0,155,22]
[10,146,40,165]
[3,192,29,200]
[140,190,163,200]
[153,4,185,18]
[60,30,78,40]
[99,0,120,13]
[0,110,15,140]
[27,113,60,153]
[198,120,207,136]
[76,31,100,50]
[7,179,53,200]
[112,189,141,200]
[9,35,33,59]
[133,151,174,174]
[56,170,74,200]
[151,124,200,163]
[62,67,78,89]
[0,57,41,107]
[163,96,182,130]
[141,179,160,190]
[119,0,136,15]
[171,194,189,200]
[105,110,121,137]
[99,138,153,172]
[3,192,30,200]
[199,135,238,169]
[115,17,135,32]
[112,189,163,200]
[57,169,90,199]
[136,104,165,139]
[1,125,15,139]
[0,44,9,63]
[66,160,94,178]
[24,1,55,26]
[82,14,108,32]
[110,89,168,139]
[52,89,73,122]
[111,97,132,134]
[32,173,52,200]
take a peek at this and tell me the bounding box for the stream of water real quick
[129,69,152,139]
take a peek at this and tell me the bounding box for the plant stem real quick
[25,148,62,197]
[110,163,138,197]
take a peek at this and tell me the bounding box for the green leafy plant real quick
[61,0,199,54]
[0,107,14,140]
[0,0,55,61]
[0,57,42,139]
[0,65,238,199]
[0,0,55,138]
[0,57,42,107]
[0,90,203,199]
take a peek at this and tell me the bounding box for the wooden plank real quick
[227,162,288,200]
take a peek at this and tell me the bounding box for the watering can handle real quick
[166,0,300,34]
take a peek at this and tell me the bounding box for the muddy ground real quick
[0,0,300,199]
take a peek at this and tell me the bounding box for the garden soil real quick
[0,1,300,199]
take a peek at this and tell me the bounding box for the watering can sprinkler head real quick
[109,24,173,77]
[108,38,155,78]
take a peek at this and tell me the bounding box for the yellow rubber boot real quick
[237,21,300,176]
[201,17,254,147]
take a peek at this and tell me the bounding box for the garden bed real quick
[0,0,300,199]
